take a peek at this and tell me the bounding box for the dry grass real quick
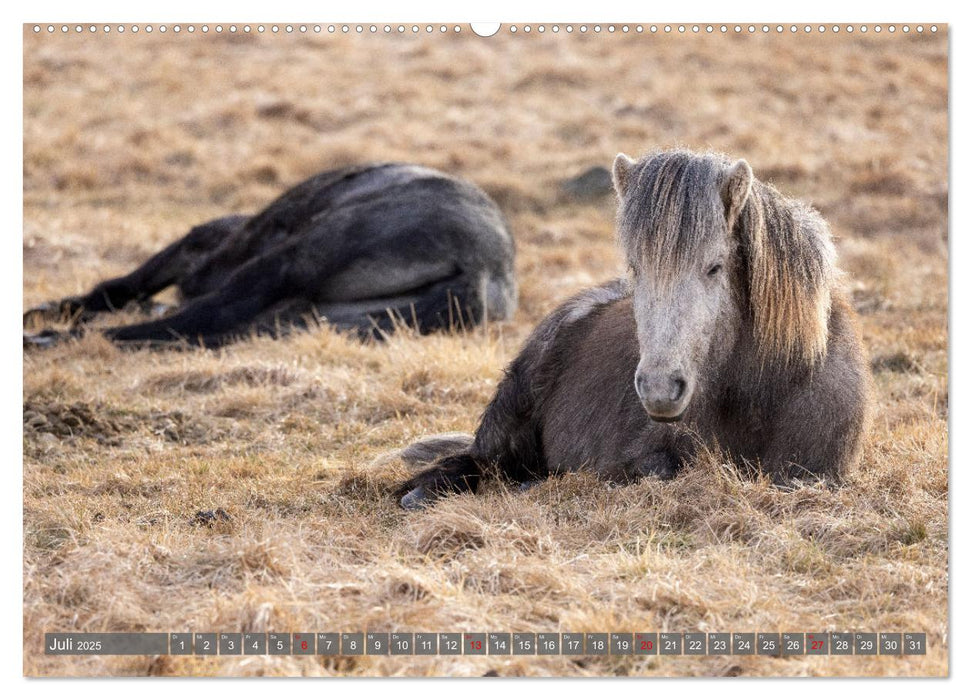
[23,27,948,677]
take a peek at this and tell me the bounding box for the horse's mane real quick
[615,149,837,367]
[741,178,836,366]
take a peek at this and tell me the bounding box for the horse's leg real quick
[23,215,246,328]
[627,450,680,480]
[397,335,548,509]
[317,272,484,339]
[89,238,313,347]
[399,453,484,510]
[24,300,318,351]
[110,300,323,350]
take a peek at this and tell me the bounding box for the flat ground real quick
[23,25,948,676]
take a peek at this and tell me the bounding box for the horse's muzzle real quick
[634,368,692,421]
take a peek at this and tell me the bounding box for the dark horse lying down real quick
[24,163,517,348]
[397,150,872,508]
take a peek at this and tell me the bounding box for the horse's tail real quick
[399,432,475,468]
[368,432,474,472]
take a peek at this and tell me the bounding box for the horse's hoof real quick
[400,486,432,510]
[24,299,87,328]
[139,301,173,318]
[23,329,64,350]
[23,303,58,327]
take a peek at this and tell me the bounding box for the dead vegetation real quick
[23,27,947,676]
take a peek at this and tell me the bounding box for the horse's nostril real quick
[670,376,686,402]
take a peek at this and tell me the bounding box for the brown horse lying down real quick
[397,149,872,508]
[24,163,517,349]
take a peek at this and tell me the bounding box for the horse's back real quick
[180,163,516,319]
[249,162,510,247]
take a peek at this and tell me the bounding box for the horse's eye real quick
[707,263,723,277]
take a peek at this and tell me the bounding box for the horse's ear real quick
[721,159,753,226]
[612,153,636,198]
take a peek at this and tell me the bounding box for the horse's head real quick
[612,150,836,422]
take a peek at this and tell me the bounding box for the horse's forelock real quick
[618,150,731,288]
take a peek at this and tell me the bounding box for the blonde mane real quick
[742,181,836,366]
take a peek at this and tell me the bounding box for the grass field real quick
[22,25,948,676]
